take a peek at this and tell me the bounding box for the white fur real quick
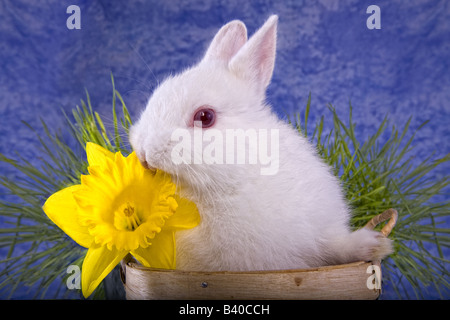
[129,15,392,271]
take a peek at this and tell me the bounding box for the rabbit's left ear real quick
[229,15,278,91]
[203,20,248,64]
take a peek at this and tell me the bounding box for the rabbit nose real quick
[136,150,157,173]
[140,159,157,173]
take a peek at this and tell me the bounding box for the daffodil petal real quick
[42,185,92,248]
[86,142,114,167]
[132,230,175,269]
[165,196,200,231]
[81,246,128,298]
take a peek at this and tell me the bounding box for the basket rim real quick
[122,257,376,275]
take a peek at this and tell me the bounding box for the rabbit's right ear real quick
[202,20,248,64]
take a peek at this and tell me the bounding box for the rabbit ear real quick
[229,15,278,91]
[203,20,248,64]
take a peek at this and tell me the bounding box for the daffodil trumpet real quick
[43,142,200,298]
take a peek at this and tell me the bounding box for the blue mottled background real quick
[0,0,448,299]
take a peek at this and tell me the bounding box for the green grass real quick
[1,81,449,299]
[291,94,449,298]
[0,75,130,299]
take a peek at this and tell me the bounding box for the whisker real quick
[127,42,159,86]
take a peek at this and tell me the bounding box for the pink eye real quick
[193,107,216,128]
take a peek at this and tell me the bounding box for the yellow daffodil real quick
[42,142,200,298]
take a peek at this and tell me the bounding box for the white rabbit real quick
[129,15,392,271]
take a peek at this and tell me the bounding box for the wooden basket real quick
[120,209,397,300]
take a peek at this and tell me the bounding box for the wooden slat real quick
[122,260,381,300]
